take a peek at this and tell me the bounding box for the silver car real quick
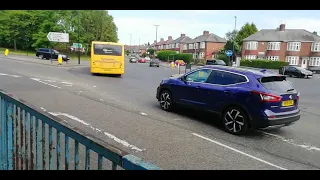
[129,57,137,63]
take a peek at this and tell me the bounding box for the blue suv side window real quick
[208,70,247,85]
[185,69,212,83]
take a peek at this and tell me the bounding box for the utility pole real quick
[154,24,159,45]
[232,16,237,66]
[129,34,132,54]
[78,10,81,64]
[139,38,140,55]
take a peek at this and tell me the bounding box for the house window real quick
[245,41,258,50]
[266,56,279,61]
[267,42,281,50]
[161,45,163,49]
[199,52,205,59]
[311,43,320,52]
[200,42,205,49]
[176,43,179,48]
[194,43,199,49]
[244,55,257,60]
[286,56,299,65]
[309,57,320,66]
[287,42,301,51]
[183,45,187,50]
[188,44,193,49]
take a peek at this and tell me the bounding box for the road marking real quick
[43,79,56,83]
[258,131,320,152]
[0,73,21,77]
[93,86,96,88]
[140,112,147,116]
[31,78,61,89]
[192,133,287,170]
[40,107,145,152]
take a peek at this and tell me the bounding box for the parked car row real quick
[279,66,313,78]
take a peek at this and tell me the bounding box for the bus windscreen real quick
[93,44,122,56]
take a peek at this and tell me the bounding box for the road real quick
[0,55,320,170]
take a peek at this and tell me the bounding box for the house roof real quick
[189,33,227,43]
[171,36,193,44]
[243,29,320,42]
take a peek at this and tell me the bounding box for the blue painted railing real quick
[0,90,160,170]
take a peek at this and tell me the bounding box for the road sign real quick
[72,43,82,48]
[226,50,233,57]
[47,32,69,43]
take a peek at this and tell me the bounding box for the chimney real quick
[181,34,186,37]
[168,36,172,40]
[160,38,164,41]
[313,31,318,35]
[279,24,285,31]
[203,31,209,35]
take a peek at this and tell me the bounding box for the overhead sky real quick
[108,10,320,45]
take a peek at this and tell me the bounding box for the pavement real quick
[0,54,89,67]
[0,55,320,170]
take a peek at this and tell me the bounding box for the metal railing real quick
[0,90,160,170]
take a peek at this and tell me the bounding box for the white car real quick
[145,57,151,61]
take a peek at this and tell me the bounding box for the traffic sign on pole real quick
[47,32,69,43]
[72,43,82,48]
[226,50,233,57]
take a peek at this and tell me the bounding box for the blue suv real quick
[156,65,301,135]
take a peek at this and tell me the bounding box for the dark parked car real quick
[150,59,160,67]
[307,66,320,74]
[279,66,313,78]
[156,65,300,135]
[36,48,69,61]
[206,59,226,66]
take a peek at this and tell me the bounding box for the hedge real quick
[156,50,193,64]
[240,59,289,69]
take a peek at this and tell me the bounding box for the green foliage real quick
[235,22,258,47]
[147,48,154,55]
[142,52,147,57]
[125,50,130,55]
[175,53,193,64]
[216,54,229,64]
[156,50,177,61]
[0,10,118,53]
[240,60,289,69]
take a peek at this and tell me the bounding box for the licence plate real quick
[282,100,294,107]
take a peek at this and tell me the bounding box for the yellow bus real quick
[90,41,124,76]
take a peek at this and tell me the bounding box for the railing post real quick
[6,102,14,170]
[1,98,8,170]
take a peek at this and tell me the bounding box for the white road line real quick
[40,107,145,152]
[140,112,147,116]
[258,131,320,152]
[31,78,61,89]
[192,133,287,170]
[0,73,21,77]
[43,79,56,83]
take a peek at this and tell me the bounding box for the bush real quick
[216,54,229,65]
[156,50,177,61]
[175,53,193,64]
[240,59,289,69]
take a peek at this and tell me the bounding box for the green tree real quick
[176,53,193,64]
[235,22,258,47]
[0,10,118,53]
[156,50,177,61]
[225,29,238,41]
[147,48,154,55]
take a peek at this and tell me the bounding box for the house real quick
[155,38,165,51]
[168,34,193,53]
[183,31,227,60]
[242,24,320,68]
[150,40,157,49]
[162,36,174,50]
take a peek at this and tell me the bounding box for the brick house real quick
[150,40,157,49]
[155,38,165,51]
[167,34,193,53]
[183,31,227,60]
[162,36,174,50]
[242,24,320,68]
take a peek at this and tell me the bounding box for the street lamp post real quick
[232,16,237,66]
[78,11,80,64]
[129,34,132,54]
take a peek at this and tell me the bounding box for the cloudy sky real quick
[108,10,320,45]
